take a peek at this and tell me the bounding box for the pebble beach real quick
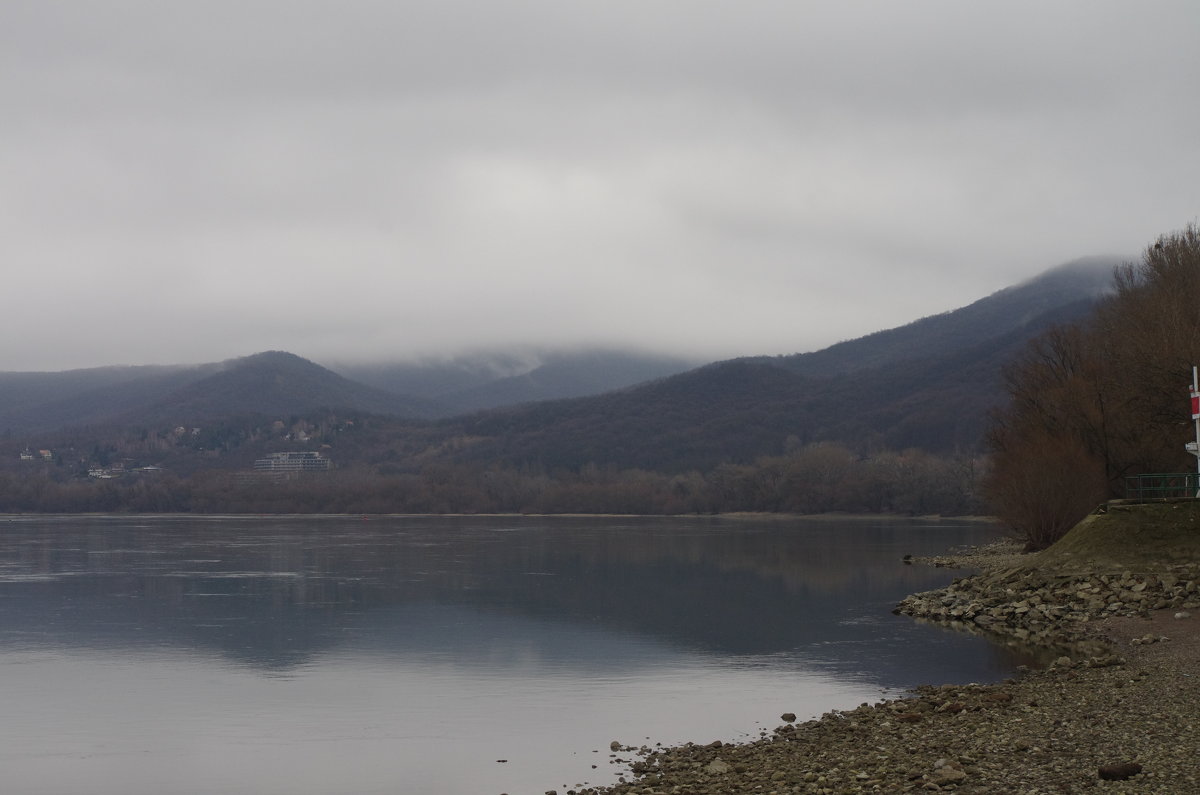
[559,530,1200,794]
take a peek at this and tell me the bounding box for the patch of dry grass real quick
[1027,500,1200,574]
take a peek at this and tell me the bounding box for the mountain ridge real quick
[429,259,1117,471]
[769,256,1116,378]
[0,256,1120,474]
[118,351,438,426]
[0,348,698,435]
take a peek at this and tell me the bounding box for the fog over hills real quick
[436,257,1118,470]
[328,349,701,416]
[6,3,1191,377]
[0,257,1118,465]
[0,348,701,436]
[770,256,1117,378]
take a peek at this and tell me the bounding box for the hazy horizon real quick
[0,342,704,375]
[4,2,1195,371]
[0,252,1121,373]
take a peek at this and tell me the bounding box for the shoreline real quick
[567,539,1200,794]
[0,511,997,520]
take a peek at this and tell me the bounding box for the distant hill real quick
[770,256,1117,378]
[0,348,702,437]
[0,257,1120,477]
[429,258,1119,471]
[0,352,434,436]
[0,364,218,436]
[122,351,437,425]
[329,349,700,416]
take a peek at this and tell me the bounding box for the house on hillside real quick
[253,451,332,472]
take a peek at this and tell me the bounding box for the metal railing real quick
[1123,472,1200,501]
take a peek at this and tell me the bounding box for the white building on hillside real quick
[253,451,332,472]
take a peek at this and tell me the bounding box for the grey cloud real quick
[2,1,1197,371]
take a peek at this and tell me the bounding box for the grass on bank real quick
[1026,500,1200,574]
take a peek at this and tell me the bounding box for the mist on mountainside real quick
[0,347,704,435]
[328,348,703,415]
[0,253,1132,515]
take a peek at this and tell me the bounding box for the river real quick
[0,514,1025,794]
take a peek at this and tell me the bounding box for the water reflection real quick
[0,515,1025,793]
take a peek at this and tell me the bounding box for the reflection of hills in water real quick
[0,516,1031,684]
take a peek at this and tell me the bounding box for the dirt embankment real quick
[564,503,1200,794]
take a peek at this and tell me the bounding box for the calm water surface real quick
[0,515,1025,794]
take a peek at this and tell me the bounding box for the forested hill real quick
[0,256,1118,481]
[0,254,1127,515]
[0,349,697,436]
[769,256,1117,378]
[0,363,220,436]
[122,351,439,425]
[0,352,434,435]
[434,259,1117,472]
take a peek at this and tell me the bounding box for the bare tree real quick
[985,224,1200,548]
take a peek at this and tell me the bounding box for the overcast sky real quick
[3,1,1198,371]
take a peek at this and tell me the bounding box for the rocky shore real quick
[896,541,1200,651]
[561,515,1200,794]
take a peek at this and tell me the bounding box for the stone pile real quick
[895,561,1200,647]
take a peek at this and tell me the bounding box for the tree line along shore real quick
[0,443,981,516]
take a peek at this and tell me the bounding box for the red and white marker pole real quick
[1190,366,1200,495]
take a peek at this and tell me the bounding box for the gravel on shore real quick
[557,540,1200,795]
